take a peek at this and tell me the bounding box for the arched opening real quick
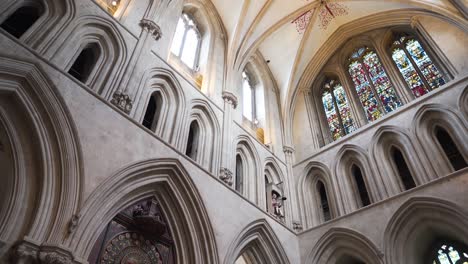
[235,155,243,193]
[435,126,467,171]
[142,92,162,131]
[88,197,176,263]
[317,181,331,222]
[1,4,44,38]
[336,255,366,264]
[391,147,416,190]
[171,13,201,70]
[185,121,200,160]
[68,43,101,83]
[351,164,371,207]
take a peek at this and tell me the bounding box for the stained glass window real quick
[321,80,356,141]
[348,47,402,122]
[391,34,445,97]
[433,244,468,264]
[170,13,201,70]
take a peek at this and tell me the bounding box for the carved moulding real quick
[12,241,83,264]
[110,91,133,114]
[140,19,162,40]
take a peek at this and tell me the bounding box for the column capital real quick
[222,91,238,109]
[283,146,295,154]
[140,19,162,40]
[293,220,303,232]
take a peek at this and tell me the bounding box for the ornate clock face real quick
[99,232,163,264]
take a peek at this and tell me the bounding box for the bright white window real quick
[242,71,254,121]
[171,14,201,70]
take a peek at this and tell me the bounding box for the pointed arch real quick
[384,196,468,264]
[50,15,128,97]
[370,126,432,196]
[307,227,383,264]
[185,99,221,173]
[0,58,82,249]
[224,219,290,264]
[263,158,288,219]
[133,68,186,144]
[413,103,468,176]
[0,0,76,51]
[65,159,218,263]
[334,144,381,214]
[298,162,339,228]
[235,135,261,204]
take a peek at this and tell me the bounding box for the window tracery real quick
[171,13,201,70]
[242,71,255,122]
[391,34,446,97]
[321,79,356,141]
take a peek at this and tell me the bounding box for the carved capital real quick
[222,91,238,109]
[13,241,39,262]
[38,245,78,264]
[110,91,133,114]
[293,220,303,232]
[283,146,295,155]
[140,19,162,40]
[67,214,80,235]
[219,167,233,186]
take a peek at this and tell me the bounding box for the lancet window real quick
[171,13,201,70]
[391,34,445,97]
[348,47,402,122]
[432,243,468,264]
[321,79,356,141]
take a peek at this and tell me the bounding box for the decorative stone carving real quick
[219,167,233,186]
[132,202,167,238]
[293,221,303,232]
[39,252,73,264]
[140,19,162,40]
[14,242,39,262]
[100,232,163,264]
[110,91,133,114]
[67,214,80,235]
[222,91,238,109]
[283,146,295,155]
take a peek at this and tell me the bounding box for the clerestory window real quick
[171,13,201,70]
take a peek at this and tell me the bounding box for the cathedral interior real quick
[0,0,467,263]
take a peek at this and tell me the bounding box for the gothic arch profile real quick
[384,196,468,264]
[0,57,82,252]
[185,99,221,173]
[50,15,128,97]
[223,219,290,264]
[370,125,433,196]
[306,227,383,264]
[460,85,468,118]
[235,135,261,203]
[412,103,468,176]
[333,144,381,214]
[298,162,339,228]
[132,67,187,145]
[0,0,76,52]
[65,159,218,264]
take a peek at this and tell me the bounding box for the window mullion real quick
[360,57,386,114]
[401,42,433,92]
[178,25,188,59]
[330,89,346,137]
[337,66,367,128]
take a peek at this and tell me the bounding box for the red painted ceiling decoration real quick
[292,1,349,34]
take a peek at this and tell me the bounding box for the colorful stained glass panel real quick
[392,48,429,98]
[406,39,445,89]
[322,90,342,140]
[333,84,355,135]
[363,51,402,113]
[349,60,382,122]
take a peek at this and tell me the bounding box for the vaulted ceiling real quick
[209,0,460,110]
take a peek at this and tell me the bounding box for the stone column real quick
[336,65,368,128]
[283,146,301,231]
[302,89,321,149]
[111,1,163,114]
[219,91,238,186]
